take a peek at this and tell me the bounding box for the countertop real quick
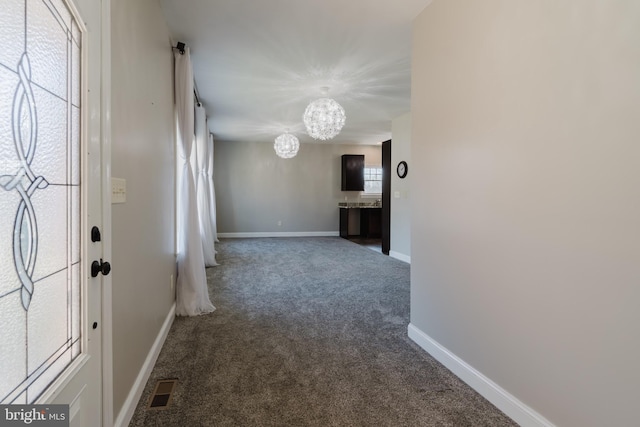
[338,202,382,209]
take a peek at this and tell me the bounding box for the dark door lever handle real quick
[91,259,111,278]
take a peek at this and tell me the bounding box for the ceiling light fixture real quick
[274,132,300,159]
[303,87,346,140]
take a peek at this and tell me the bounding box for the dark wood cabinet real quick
[360,208,382,238]
[339,208,349,238]
[339,207,381,239]
[341,154,364,191]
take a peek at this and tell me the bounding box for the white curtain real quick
[207,133,219,243]
[194,105,218,266]
[174,48,215,316]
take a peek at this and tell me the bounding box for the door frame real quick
[98,1,114,425]
[381,139,391,255]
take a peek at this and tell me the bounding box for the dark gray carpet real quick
[129,237,516,426]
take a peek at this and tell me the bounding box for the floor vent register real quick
[148,379,178,409]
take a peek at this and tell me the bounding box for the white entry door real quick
[0,0,109,426]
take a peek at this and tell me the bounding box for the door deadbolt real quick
[91,259,111,277]
[91,226,101,242]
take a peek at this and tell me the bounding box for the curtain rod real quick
[194,82,201,107]
[173,41,185,55]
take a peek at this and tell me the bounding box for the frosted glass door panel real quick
[0,0,82,404]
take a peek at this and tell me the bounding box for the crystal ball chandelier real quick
[274,132,300,159]
[303,87,346,140]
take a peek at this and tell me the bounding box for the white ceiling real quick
[159,0,430,145]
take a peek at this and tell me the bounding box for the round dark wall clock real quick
[397,161,408,179]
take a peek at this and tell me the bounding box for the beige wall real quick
[215,141,381,234]
[391,112,411,261]
[110,0,176,419]
[411,1,640,426]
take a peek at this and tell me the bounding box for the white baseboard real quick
[114,303,176,427]
[218,231,339,238]
[389,250,411,263]
[407,323,555,427]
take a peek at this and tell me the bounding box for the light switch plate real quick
[111,177,126,204]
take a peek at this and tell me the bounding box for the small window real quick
[363,166,383,195]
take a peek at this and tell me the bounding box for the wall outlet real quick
[170,274,174,293]
[277,220,282,227]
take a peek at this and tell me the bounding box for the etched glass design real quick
[0,0,82,404]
